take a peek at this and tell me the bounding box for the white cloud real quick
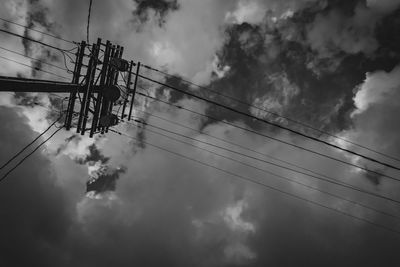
[223,200,255,233]
[149,40,182,70]
[225,0,266,25]
[225,0,321,25]
[353,65,400,114]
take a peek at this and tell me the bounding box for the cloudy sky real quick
[1,0,400,266]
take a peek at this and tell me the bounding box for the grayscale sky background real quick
[1,0,400,266]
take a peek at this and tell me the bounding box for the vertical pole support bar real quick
[65,41,85,130]
[121,61,134,121]
[128,62,140,121]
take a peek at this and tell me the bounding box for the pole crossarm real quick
[0,76,102,93]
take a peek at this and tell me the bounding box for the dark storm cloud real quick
[13,92,41,107]
[75,144,110,165]
[70,142,127,195]
[0,106,241,267]
[20,0,64,78]
[12,91,63,122]
[0,107,72,266]
[86,166,126,195]
[375,7,400,66]
[64,137,251,267]
[45,94,69,121]
[135,123,147,149]
[155,74,192,104]
[203,23,278,132]
[27,0,52,29]
[55,134,82,156]
[134,76,195,147]
[242,189,400,267]
[22,0,51,55]
[365,170,383,186]
[1,104,400,267]
[132,0,180,27]
[179,0,400,136]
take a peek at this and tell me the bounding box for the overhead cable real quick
[0,55,70,80]
[125,108,400,205]
[0,45,70,72]
[129,117,400,205]
[127,121,400,220]
[137,74,400,173]
[135,91,400,183]
[0,127,63,184]
[143,63,400,164]
[0,28,76,54]
[0,117,61,170]
[0,17,76,45]
[110,129,400,236]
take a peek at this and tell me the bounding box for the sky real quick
[1,0,400,266]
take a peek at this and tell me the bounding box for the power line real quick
[133,108,333,175]
[143,63,400,164]
[0,28,76,54]
[137,74,400,173]
[128,117,400,205]
[0,17,76,45]
[126,108,400,205]
[135,91,400,183]
[0,117,61,170]
[0,45,70,72]
[126,121,400,220]
[0,55,70,80]
[0,127,63,184]
[110,129,400,236]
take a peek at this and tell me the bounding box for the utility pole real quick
[0,38,139,138]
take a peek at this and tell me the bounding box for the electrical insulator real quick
[99,114,119,127]
[101,85,121,102]
[109,57,129,72]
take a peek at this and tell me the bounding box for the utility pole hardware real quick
[0,38,140,138]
